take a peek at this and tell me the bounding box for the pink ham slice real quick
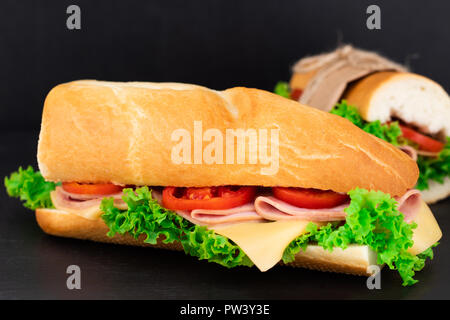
[151,190,163,203]
[174,209,207,226]
[146,188,422,225]
[395,189,422,223]
[416,150,440,157]
[254,190,422,223]
[398,145,418,161]
[55,185,420,225]
[254,196,349,221]
[175,204,263,226]
[151,190,263,226]
[51,186,127,219]
[397,145,440,160]
[53,187,162,220]
[190,204,264,225]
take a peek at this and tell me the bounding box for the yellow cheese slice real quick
[212,200,441,272]
[408,200,442,255]
[213,220,323,271]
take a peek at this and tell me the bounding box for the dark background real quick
[0,0,449,300]
[1,0,450,131]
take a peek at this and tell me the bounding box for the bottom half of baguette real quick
[35,208,378,276]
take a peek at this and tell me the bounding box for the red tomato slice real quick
[290,88,303,101]
[162,186,256,211]
[62,182,124,195]
[399,124,444,153]
[272,187,349,209]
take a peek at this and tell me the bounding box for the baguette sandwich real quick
[5,80,442,286]
[275,45,450,203]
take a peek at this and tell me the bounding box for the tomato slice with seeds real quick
[162,186,256,211]
[272,187,349,209]
[62,182,124,195]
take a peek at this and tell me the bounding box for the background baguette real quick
[290,70,450,203]
[343,71,450,137]
[38,80,417,196]
[35,208,375,276]
[289,70,317,91]
[290,71,450,138]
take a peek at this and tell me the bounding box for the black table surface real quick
[0,131,449,300]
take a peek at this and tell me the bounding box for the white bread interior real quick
[35,208,377,276]
[285,244,378,276]
[37,80,418,196]
[344,72,450,138]
[420,177,450,204]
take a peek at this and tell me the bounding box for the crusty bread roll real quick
[37,80,418,196]
[344,72,450,138]
[35,208,376,276]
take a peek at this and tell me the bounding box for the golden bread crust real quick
[289,71,317,91]
[38,80,418,196]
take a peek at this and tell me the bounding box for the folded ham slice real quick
[191,204,264,225]
[397,145,440,161]
[398,145,418,161]
[151,190,163,203]
[51,186,127,220]
[52,185,422,226]
[416,150,441,157]
[174,209,206,225]
[254,196,349,221]
[395,189,422,222]
[150,190,264,226]
[253,190,422,223]
[173,205,263,226]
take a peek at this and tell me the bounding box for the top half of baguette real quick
[37,80,418,196]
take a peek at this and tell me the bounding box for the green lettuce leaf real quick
[274,81,291,98]
[330,100,402,145]
[283,188,438,286]
[329,100,365,128]
[417,242,439,260]
[416,138,450,190]
[181,224,253,268]
[100,186,253,268]
[362,120,402,145]
[101,187,188,244]
[4,166,57,210]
